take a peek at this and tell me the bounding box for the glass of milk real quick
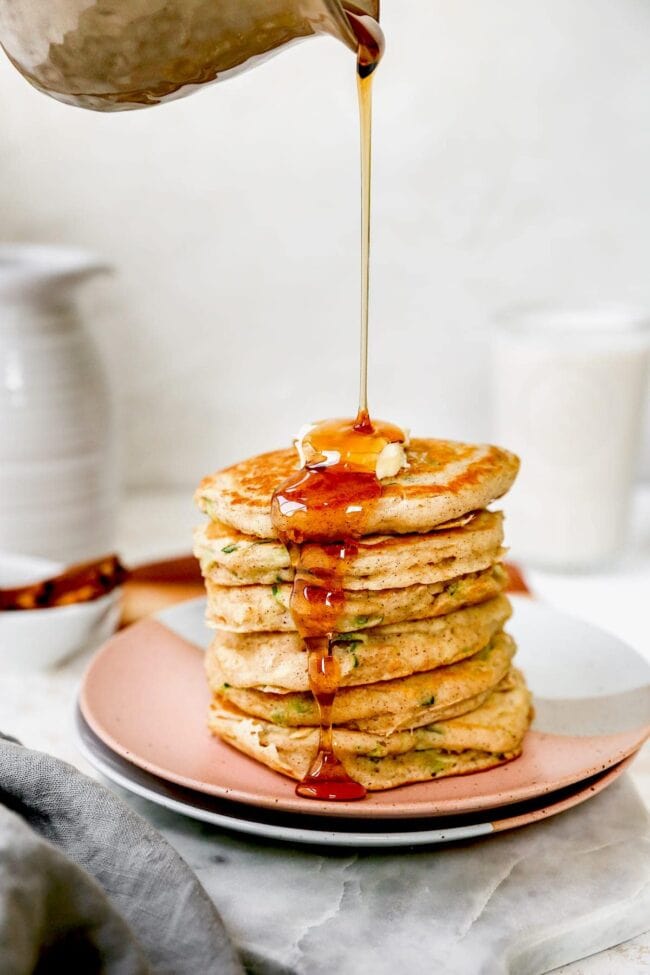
[492,304,650,570]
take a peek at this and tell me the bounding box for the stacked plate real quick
[77,595,650,848]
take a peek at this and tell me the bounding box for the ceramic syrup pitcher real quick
[0,0,379,111]
[0,244,117,562]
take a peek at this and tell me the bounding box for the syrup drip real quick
[272,412,405,801]
[270,14,391,802]
[296,645,366,801]
[290,538,366,801]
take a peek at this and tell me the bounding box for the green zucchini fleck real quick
[333,632,366,644]
[271,583,285,606]
[474,643,493,661]
[421,694,436,707]
[292,698,312,715]
[222,682,231,690]
[368,743,387,758]
[427,755,449,775]
[352,614,383,629]
[221,543,239,554]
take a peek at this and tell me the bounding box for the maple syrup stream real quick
[271,14,392,801]
[357,13,381,419]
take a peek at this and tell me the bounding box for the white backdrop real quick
[1,0,649,488]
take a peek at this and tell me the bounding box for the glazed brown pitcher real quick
[0,0,379,111]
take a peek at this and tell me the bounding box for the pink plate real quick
[78,597,650,819]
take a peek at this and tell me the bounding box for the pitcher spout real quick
[317,0,381,53]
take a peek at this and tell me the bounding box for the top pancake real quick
[195,438,520,539]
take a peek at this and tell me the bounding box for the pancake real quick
[195,438,520,539]
[194,509,504,590]
[208,668,532,790]
[207,631,516,735]
[208,594,512,691]
[205,562,508,633]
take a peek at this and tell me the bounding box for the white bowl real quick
[0,552,121,672]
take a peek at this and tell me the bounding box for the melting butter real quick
[294,420,408,480]
[375,440,408,479]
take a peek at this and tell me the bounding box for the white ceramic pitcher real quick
[0,244,118,562]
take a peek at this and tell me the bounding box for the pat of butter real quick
[294,423,408,480]
[376,440,408,479]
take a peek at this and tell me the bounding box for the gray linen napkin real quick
[0,735,243,975]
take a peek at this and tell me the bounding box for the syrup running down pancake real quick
[270,413,412,800]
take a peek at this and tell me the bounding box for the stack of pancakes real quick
[194,438,533,791]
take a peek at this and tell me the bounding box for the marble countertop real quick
[1,487,649,974]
